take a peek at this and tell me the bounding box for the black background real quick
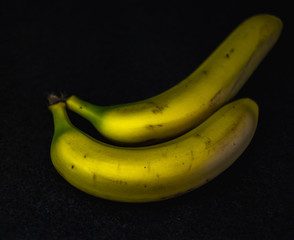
[1,1,293,240]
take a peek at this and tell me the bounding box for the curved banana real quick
[49,98,258,202]
[65,14,281,145]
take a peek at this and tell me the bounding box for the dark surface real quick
[1,1,293,240]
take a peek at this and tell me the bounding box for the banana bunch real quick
[48,14,282,202]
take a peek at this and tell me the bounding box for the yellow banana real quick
[65,14,281,145]
[49,98,258,202]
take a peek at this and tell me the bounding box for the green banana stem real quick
[48,100,73,139]
[65,95,104,127]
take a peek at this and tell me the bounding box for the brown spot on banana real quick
[204,137,212,149]
[116,180,128,185]
[115,101,168,114]
[190,150,195,161]
[188,163,192,171]
[210,89,224,107]
[146,124,164,130]
[151,104,168,114]
[193,133,212,149]
[226,48,235,58]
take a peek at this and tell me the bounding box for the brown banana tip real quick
[48,92,68,105]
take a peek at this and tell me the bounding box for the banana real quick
[49,98,258,202]
[65,14,281,145]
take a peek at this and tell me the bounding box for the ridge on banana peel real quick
[49,98,258,203]
[65,14,281,145]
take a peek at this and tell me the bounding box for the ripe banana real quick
[49,98,258,202]
[65,14,281,145]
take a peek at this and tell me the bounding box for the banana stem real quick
[48,101,73,136]
[66,95,104,126]
[48,93,68,105]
